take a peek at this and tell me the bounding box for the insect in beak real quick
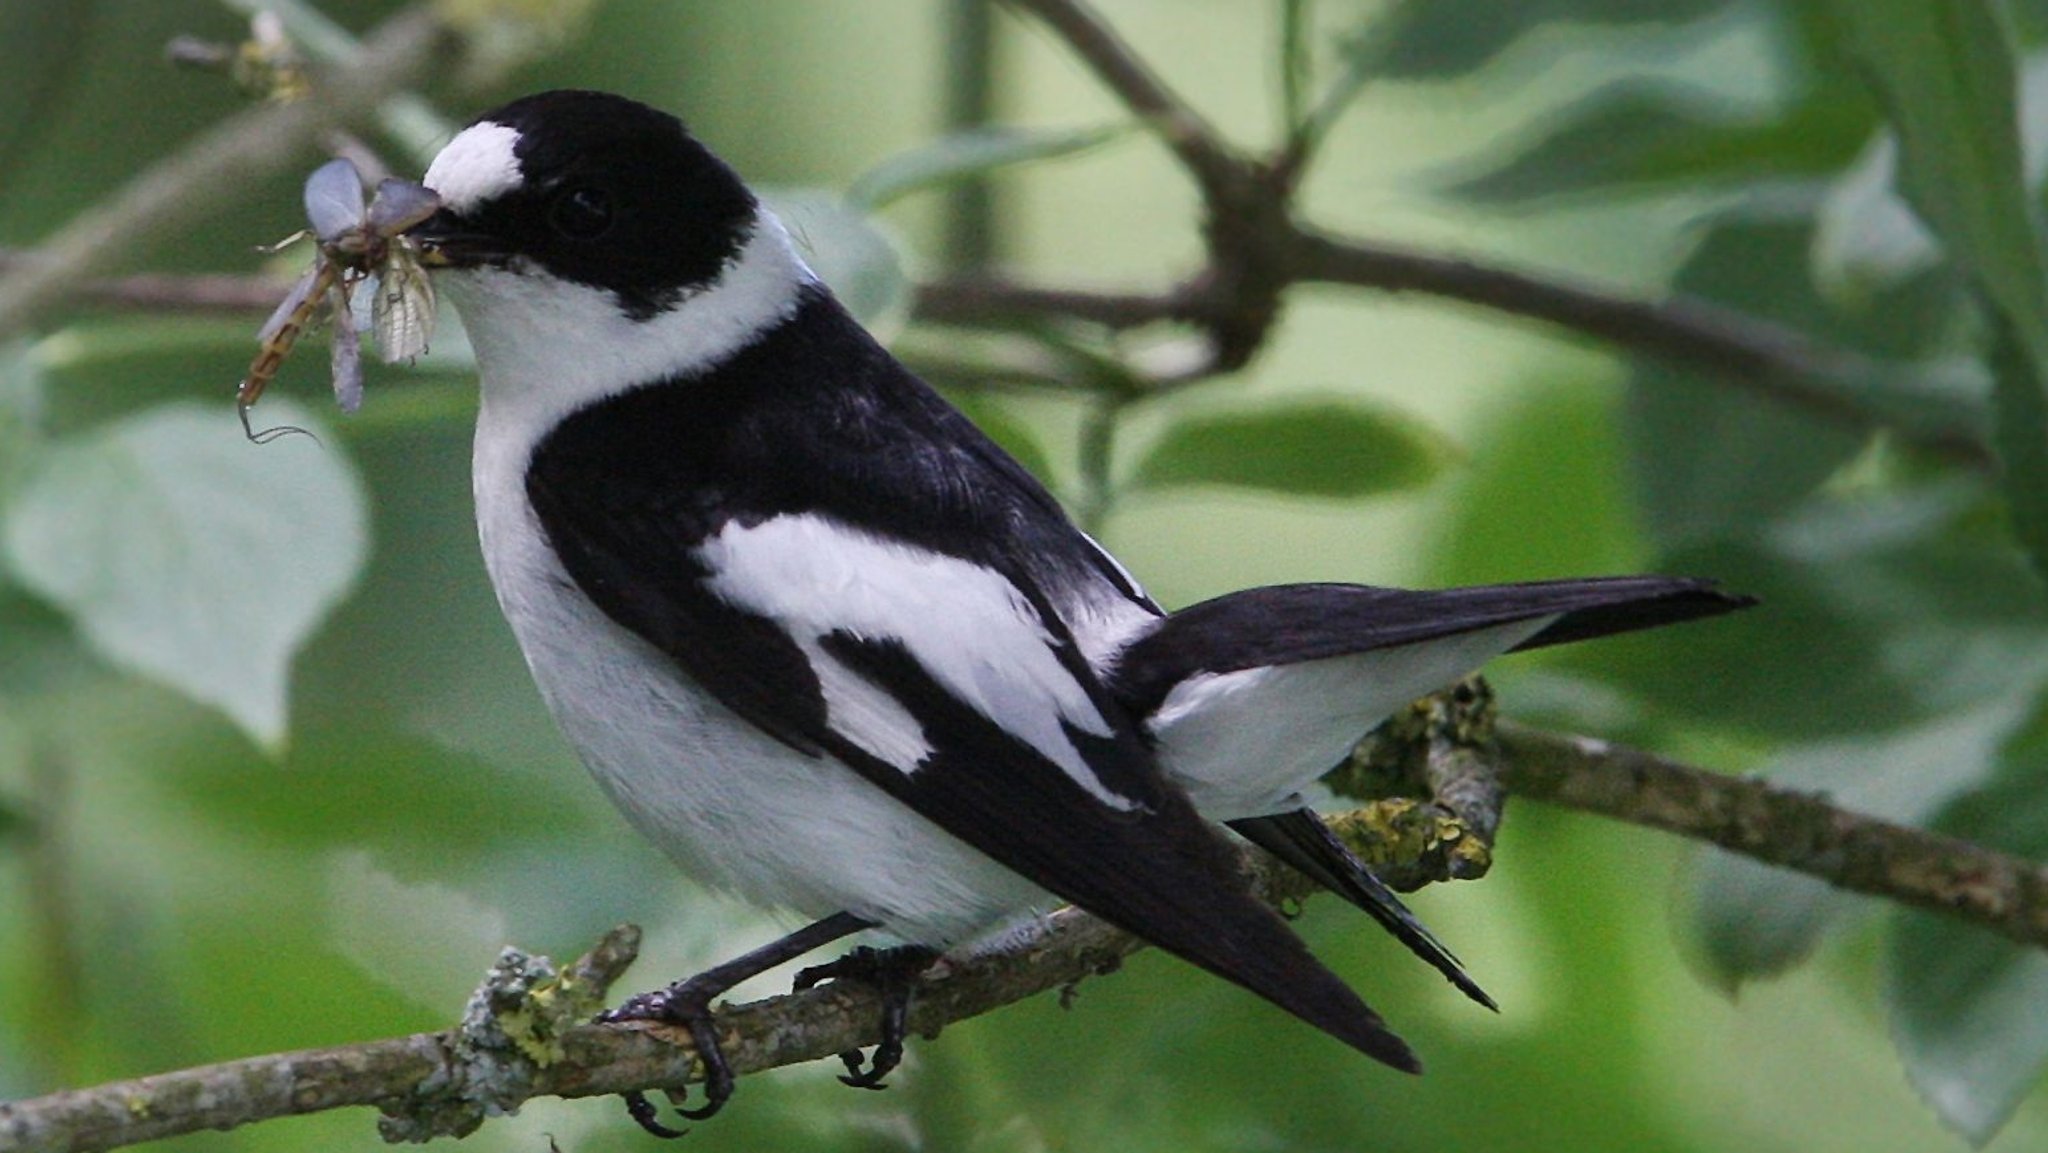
[235,157,443,442]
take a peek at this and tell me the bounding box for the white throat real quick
[448,211,816,464]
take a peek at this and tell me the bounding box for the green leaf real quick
[1443,84,1874,203]
[326,849,510,1010]
[0,401,368,749]
[1590,485,2048,737]
[0,3,91,201]
[1826,1,2048,576]
[1357,0,1736,80]
[1128,398,1455,499]
[946,389,1058,486]
[0,796,26,843]
[1626,219,1870,550]
[759,187,909,335]
[1888,702,2048,1144]
[845,123,1130,211]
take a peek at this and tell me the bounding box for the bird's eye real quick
[548,186,614,240]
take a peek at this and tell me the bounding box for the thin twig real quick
[1289,229,1996,468]
[0,253,287,313]
[1000,0,1243,194]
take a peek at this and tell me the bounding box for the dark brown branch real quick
[992,0,1994,465]
[0,252,288,313]
[1288,229,1995,468]
[1495,721,2048,951]
[1000,0,1242,195]
[911,275,1195,330]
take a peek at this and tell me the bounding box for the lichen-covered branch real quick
[1495,721,2048,951]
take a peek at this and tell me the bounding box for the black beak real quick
[407,209,499,268]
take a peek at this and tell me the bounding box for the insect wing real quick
[257,264,324,345]
[367,178,442,237]
[328,281,364,413]
[372,250,436,363]
[303,158,368,245]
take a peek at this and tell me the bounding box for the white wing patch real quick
[698,513,1139,809]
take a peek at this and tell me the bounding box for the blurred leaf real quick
[759,187,909,336]
[1814,51,2048,301]
[1686,854,1845,991]
[0,795,26,843]
[1990,310,2048,575]
[845,123,1129,210]
[1626,219,1869,550]
[1357,0,1736,80]
[1430,378,1641,585]
[1128,398,1455,499]
[1594,485,2048,736]
[1444,84,1871,203]
[0,401,367,749]
[1812,134,1941,296]
[1686,699,2027,990]
[326,849,509,1011]
[0,338,47,493]
[1826,1,2048,576]
[948,389,1058,485]
[1888,702,2048,1144]
[156,722,589,851]
[0,3,92,196]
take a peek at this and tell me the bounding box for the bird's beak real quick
[406,208,498,269]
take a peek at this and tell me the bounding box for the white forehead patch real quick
[423,121,524,214]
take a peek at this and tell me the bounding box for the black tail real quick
[1230,809,1495,1010]
[1112,575,1753,719]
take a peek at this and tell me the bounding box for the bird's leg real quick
[791,943,941,1090]
[599,910,872,1134]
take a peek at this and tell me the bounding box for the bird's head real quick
[407,90,816,414]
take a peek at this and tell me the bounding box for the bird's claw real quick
[792,944,937,1093]
[598,977,738,1133]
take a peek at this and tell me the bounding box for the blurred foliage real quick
[3,1,2048,1152]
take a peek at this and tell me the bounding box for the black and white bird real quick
[407,90,1749,1127]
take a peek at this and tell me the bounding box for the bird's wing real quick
[525,471,1420,1071]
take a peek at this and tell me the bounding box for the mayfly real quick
[237,157,442,442]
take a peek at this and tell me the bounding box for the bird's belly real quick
[472,471,1046,946]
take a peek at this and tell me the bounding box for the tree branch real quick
[1494,721,2048,951]
[1000,0,1242,195]
[989,0,1995,466]
[1287,229,1995,469]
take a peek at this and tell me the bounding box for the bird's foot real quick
[592,911,873,1135]
[792,944,939,1090]
[598,975,737,1133]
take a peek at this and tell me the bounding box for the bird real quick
[404,89,1751,1130]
